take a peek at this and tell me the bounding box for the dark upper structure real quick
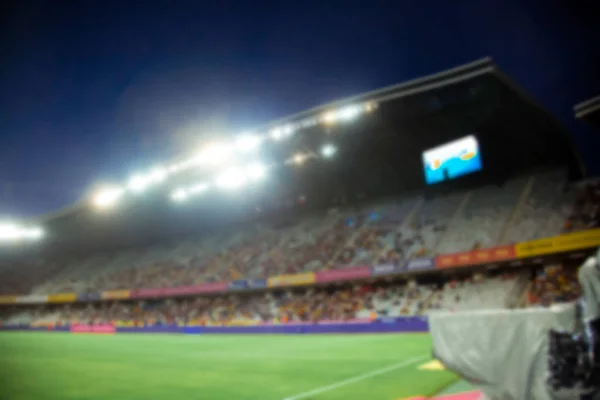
[2,57,584,259]
[574,96,600,132]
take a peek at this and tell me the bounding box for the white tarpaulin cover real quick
[429,304,577,400]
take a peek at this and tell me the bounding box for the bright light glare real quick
[149,167,167,183]
[27,227,44,239]
[189,183,209,194]
[196,143,234,166]
[127,175,149,193]
[321,144,337,158]
[93,186,124,208]
[246,162,267,180]
[171,189,188,202]
[293,153,307,165]
[323,111,337,124]
[216,168,247,189]
[0,223,44,241]
[338,105,361,121]
[281,125,294,137]
[235,135,262,152]
[323,105,362,125]
[270,127,283,140]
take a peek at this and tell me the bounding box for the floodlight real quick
[320,144,337,158]
[171,189,189,202]
[270,127,283,140]
[197,143,234,166]
[0,224,19,240]
[216,168,247,189]
[293,153,307,165]
[281,125,294,137]
[167,164,181,174]
[189,183,209,194]
[93,186,125,209]
[149,166,167,183]
[322,111,337,124]
[0,223,44,241]
[246,162,267,180]
[26,227,44,239]
[338,105,361,121]
[235,134,263,152]
[127,174,150,193]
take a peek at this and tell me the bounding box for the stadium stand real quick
[2,171,592,296]
[527,264,581,306]
[0,171,595,297]
[0,268,560,328]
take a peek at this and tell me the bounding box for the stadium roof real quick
[4,57,584,258]
[574,95,600,131]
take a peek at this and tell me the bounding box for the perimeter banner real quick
[47,293,77,303]
[404,258,435,272]
[228,279,265,290]
[516,228,600,258]
[76,292,101,301]
[267,273,315,287]
[315,266,371,283]
[228,280,248,290]
[371,264,401,276]
[435,245,516,269]
[71,324,115,334]
[0,296,16,304]
[130,282,228,299]
[101,290,130,300]
[247,279,266,289]
[15,294,48,304]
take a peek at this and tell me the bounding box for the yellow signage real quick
[101,290,131,300]
[268,272,315,287]
[0,296,16,304]
[516,228,600,258]
[47,293,77,303]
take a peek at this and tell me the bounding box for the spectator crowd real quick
[0,170,596,302]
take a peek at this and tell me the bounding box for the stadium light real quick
[320,144,337,158]
[281,125,294,137]
[148,166,167,183]
[93,186,125,209]
[293,153,307,165]
[235,134,263,152]
[0,223,44,242]
[171,189,189,202]
[246,162,267,180]
[127,174,150,193]
[26,227,44,239]
[269,127,284,141]
[338,105,361,121]
[322,111,337,125]
[189,182,210,194]
[215,167,247,190]
[364,102,376,112]
[196,143,235,166]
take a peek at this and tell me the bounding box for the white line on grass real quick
[282,354,428,400]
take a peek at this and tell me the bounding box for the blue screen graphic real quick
[422,135,482,184]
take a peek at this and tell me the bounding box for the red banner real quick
[130,282,229,299]
[315,266,371,283]
[71,324,115,334]
[435,244,516,269]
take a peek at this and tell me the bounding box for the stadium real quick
[1,57,599,400]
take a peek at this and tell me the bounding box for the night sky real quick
[1,0,599,218]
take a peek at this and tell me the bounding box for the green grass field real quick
[0,333,457,400]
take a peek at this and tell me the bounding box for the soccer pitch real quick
[0,332,457,400]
